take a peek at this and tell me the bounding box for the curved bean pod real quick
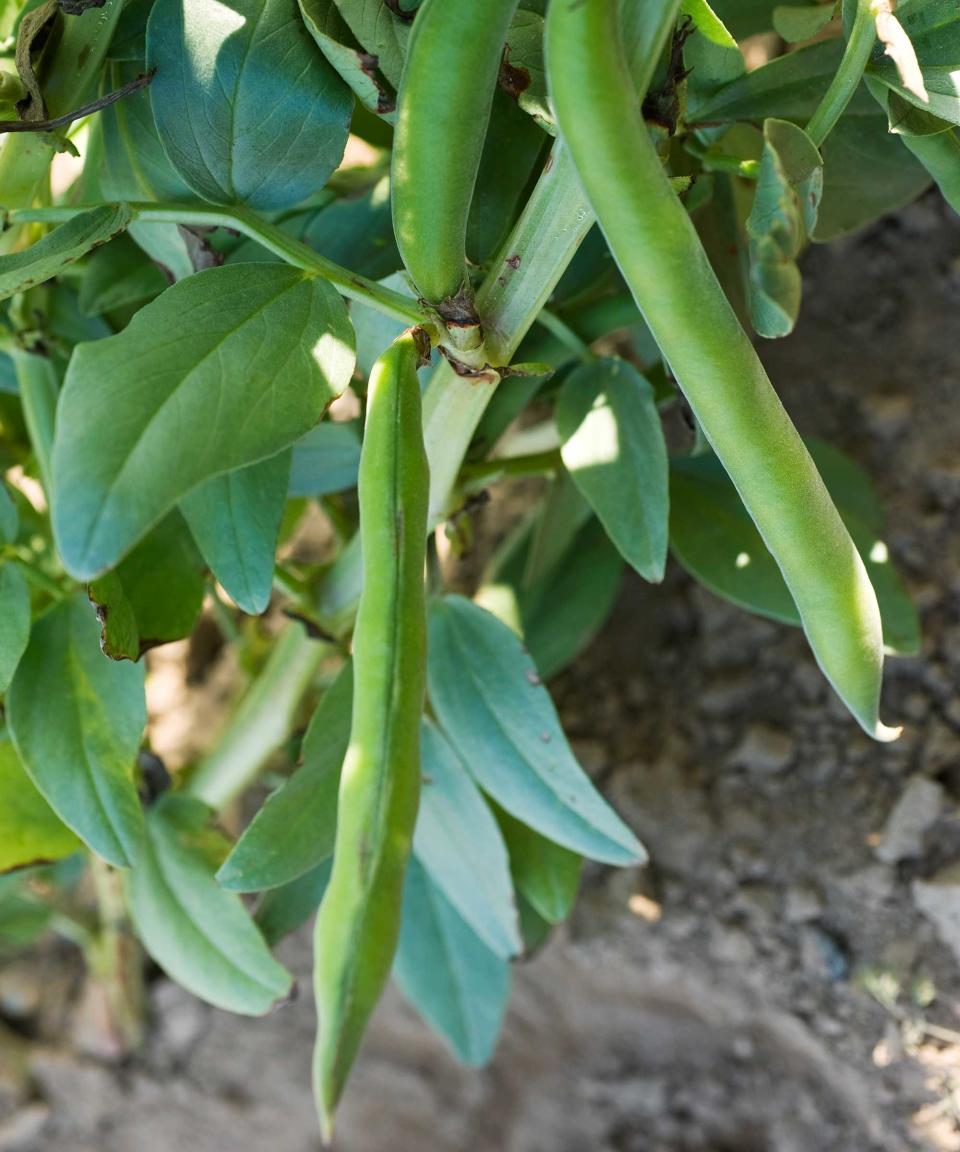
[545,0,897,740]
[392,0,520,316]
[312,329,431,1137]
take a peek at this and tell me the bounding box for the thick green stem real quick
[422,142,594,521]
[187,621,324,811]
[805,0,878,147]
[84,855,144,1057]
[5,203,430,330]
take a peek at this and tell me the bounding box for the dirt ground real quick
[1,193,959,1152]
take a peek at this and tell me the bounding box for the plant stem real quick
[422,141,594,522]
[85,855,144,1055]
[5,203,430,330]
[187,620,324,811]
[805,0,878,147]
[460,448,563,489]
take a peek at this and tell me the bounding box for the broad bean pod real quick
[312,329,431,1137]
[545,0,897,741]
[392,0,520,320]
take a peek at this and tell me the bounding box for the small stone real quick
[800,925,850,982]
[0,964,42,1022]
[0,1104,50,1151]
[875,775,944,864]
[921,721,957,774]
[913,866,960,968]
[727,723,793,775]
[784,885,824,924]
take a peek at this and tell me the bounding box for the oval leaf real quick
[393,855,510,1067]
[181,451,291,615]
[52,264,356,580]
[147,0,353,208]
[289,421,361,497]
[746,118,823,338]
[89,511,207,660]
[0,205,132,303]
[477,511,623,679]
[555,357,669,582]
[0,738,80,873]
[129,795,292,1014]
[0,565,31,692]
[7,595,146,868]
[415,722,521,960]
[427,596,645,866]
[493,804,582,926]
[217,661,353,892]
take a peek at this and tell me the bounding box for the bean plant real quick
[0,0,955,1135]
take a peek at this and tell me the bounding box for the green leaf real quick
[555,357,669,581]
[7,595,146,868]
[351,272,419,379]
[0,876,53,956]
[217,661,353,892]
[289,421,361,497]
[415,722,521,960]
[256,860,333,946]
[814,113,931,239]
[393,856,510,1066]
[0,205,132,303]
[181,452,291,616]
[128,795,293,1014]
[477,512,623,679]
[681,0,746,111]
[52,264,356,581]
[427,596,646,866]
[897,124,960,213]
[868,80,960,214]
[692,37,851,123]
[100,62,195,203]
[0,565,31,692]
[669,441,920,655]
[147,0,353,208]
[88,511,207,660]
[866,0,960,127]
[0,738,79,873]
[693,41,934,238]
[330,0,410,87]
[502,9,552,133]
[98,62,199,279]
[78,234,168,317]
[468,87,549,265]
[746,118,823,338]
[494,805,581,925]
[0,483,20,546]
[299,0,395,116]
[773,4,837,43]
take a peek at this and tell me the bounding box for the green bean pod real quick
[545,0,897,741]
[312,329,431,1137]
[392,0,520,317]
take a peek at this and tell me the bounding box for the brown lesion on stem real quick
[410,325,433,369]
